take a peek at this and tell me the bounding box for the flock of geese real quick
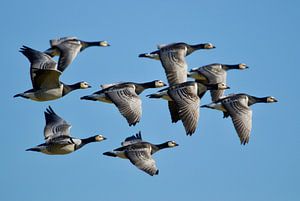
[15,36,277,176]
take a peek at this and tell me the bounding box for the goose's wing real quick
[210,90,225,102]
[159,45,188,85]
[100,82,120,89]
[199,64,227,101]
[45,135,74,145]
[222,95,252,145]
[55,39,81,72]
[19,46,60,89]
[105,84,142,126]
[168,101,180,123]
[33,70,61,89]
[121,131,143,146]
[168,83,199,135]
[125,143,158,176]
[43,106,71,141]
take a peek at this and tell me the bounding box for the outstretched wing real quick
[168,101,180,123]
[19,46,60,89]
[197,64,227,102]
[168,82,199,135]
[121,131,143,146]
[105,84,142,126]
[125,143,158,176]
[222,95,252,145]
[159,44,188,85]
[53,38,81,72]
[43,106,71,141]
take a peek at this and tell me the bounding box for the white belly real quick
[42,144,75,155]
[26,86,63,101]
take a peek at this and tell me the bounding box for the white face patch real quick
[80,82,90,89]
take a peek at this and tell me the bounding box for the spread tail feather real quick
[26,147,41,152]
[146,93,162,99]
[80,95,97,101]
[103,151,117,157]
[13,93,28,99]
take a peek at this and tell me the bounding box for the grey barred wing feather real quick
[19,46,60,89]
[159,46,188,85]
[125,144,158,176]
[20,46,58,71]
[222,95,252,145]
[45,135,73,145]
[168,84,200,135]
[54,39,81,72]
[57,43,81,72]
[43,106,71,140]
[105,84,142,126]
[199,64,227,101]
[49,37,77,46]
[199,64,226,84]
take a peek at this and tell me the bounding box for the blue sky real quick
[1,0,299,200]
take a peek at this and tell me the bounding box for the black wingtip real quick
[155,169,159,175]
[129,120,140,126]
[136,131,142,140]
[186,131,195,136]
[80,96,96,101]
[45,106,55,114]
[26,147,40,152]
[146,94,161,99]
[200,104,209,108]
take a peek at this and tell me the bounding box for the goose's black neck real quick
[75,136,96,150]
[190,44,206,50]
[135,81,156,94]
[222,64,240,70]
[185,43,208,55]
[154,142,170,151]
[140,81,157,89]
[81,136,97,145]
[62,82,81,96]
[247,95,268,106]
[80,41,101,51]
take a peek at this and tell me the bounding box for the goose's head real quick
[99,41,110,47]
[94,135,107,142]
[167,141,179,147]
[154,80,167,88]
[217,82,230,90]
[238,63,249,69]
[204,43,216,49]
[80,82,91,89]
[266,96,278,103]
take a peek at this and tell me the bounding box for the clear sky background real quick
[1,0,299,200]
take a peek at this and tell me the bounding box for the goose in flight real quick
[147,81,229,135]
[103,131,178,176]
[26,106,106,155]
[14,46,91,101]
[201,93,278,145]
[188,63,248,101]
[139,42,215,85]
[44,36,110,72]
[81,80,166,126]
